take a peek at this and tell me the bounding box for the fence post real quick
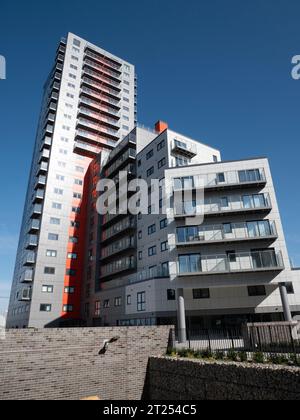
[207,329,212,353]
[289,325,296,357]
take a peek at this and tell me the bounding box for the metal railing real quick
[176,221,277,244]
[178,250,284,275]
[172,324,300,356]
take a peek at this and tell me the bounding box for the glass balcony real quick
[101,236,136,260]
[40,136,52,150]
[106,148,136,177]
[171,139,197,158]
[19,288,32,301]
[83,67,121,89]
[177,250,284,276]
[85,49,122,71]
[137,266,170,282]
[21,269,34,283]
[84,58,122,81]
[173,168,267,192]
[39,149,50,163]
[31,204,43,217]
[28,219,40,233]
[25,235,38,249]
[73,140,102,159]
[102,216,136,241]
[76,129,117,149]
[176,221,277,246]
[79,96,121,118]
[81,77,121,100]
[24,252,36,266]
[33,189,45,203]
[101,256,136,278]
[36,162,48,176]
[34,175,46,190]
[81,87,120,106]
[77,118,119,139]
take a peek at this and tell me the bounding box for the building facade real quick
[6,33,137,328]
[83,122,300,331]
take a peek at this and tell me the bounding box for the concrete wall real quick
[0,326,171,400]
[145,357,300,400]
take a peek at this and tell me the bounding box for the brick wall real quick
[144,357,300,400]
[0,326,171,400]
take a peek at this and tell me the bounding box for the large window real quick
[193,288,210,299]
[238,169,262,183]
[247,221,271,238]
[243,194,266,209]
[137,292,146,312]
[179,254,202,274]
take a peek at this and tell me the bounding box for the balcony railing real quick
[19,288,32,301]
[101,257,136,278]
[24,252,36,266]
[36,162,48,176]
[78,106,120,127]
[73,140,102,159]
[80,96,121,117]
[77,118,119,138]
[101,237,136,259]
[83,68,121,88]
[173,168,266,192]
[177,250,284,276]
[81,76,121,99]
[28,219,40,233]
[137,266,170,282]
[106,148,136,177]
[176,221,277,245]
[102,216,136,241]
[25,235,38,249]
[171,139,198,158]
[34,175,46,190]
[21,269,34,283]
[174,193,272,218]
[31,204,43,217]
[85,49,122,71]
[84,58,122,81]
[81,87,120,106]
[76,129,116,149]
[33,189,45,203]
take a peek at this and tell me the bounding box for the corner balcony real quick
[38,148,50,163]
[173,168,267,193]
[171,139,197,158]
[30,204,43,218]
[20,269,34,283]
[75,129,116,149]
[25,235,38,250]
[28,219,40,234]
[24,252,36,266]
[33,189,45,203]
[73,140,102,159]
[36,162,48,176]
[101,257,137,280]
[177,250,284,278]
[18,288,32,302]
[176,221,278,247]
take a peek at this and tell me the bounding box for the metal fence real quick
[171,323,300,356]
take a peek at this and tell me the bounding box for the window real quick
[62,125,70,131]
[213,155,218,163]
[74,179,83,186]
[138,251,143,260]
[69,236,78,244]
[248,286,266,297]
[146,150,154,160]
[48,233,59,241]
[157,139,165,151]
[71,220,80,228]
[68,253,77,260]
[66,93,74,99]
[238,169,262,183]
[50,217,60,225]
[58,161,66,168]
[95,301,101,316]
[227,251,237,263]
[148,224,156,235]
[40,304,51,312]
[72,207,81,214]
[66,269,76,276]
[73,192,82,199]
[161,241,168,252]
[75,166,84,173]
[59,148,68,155]
[158,158,166,169]
[160,219,168,229]
[68,83,75,89]
[147,167,154,177]
[286,283,295,295]
[65,286,75,294]
[70,64,78,70]
[114,297,122,307]
[179,254,202,273]
[71,55,79,61]
[69,73,77,80]
[127,295,132,306]
[46,250,57,257]
[63,305,73,313]
[148,246,157,257]
[44,267,55,275]
[52,202,62,210]
[167,289,176,301]
[123,115,129,121]
[42,285,53,293]
[54,188,63,195]
[175,156,191,167]
[123,106,130,111]
[103,299,110,308]
[73,38,81,47]
[223,223,232,234]
[122,125,129,130]
[217,173,225,183]
[220,197,229,208]
[161,262,169,276]
[56,175,65,181]
[138,231,142,240]
[193,288,210,299]
[137,292,146,312]
[247,221,271,238]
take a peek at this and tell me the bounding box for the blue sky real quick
[0,0,300,312]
